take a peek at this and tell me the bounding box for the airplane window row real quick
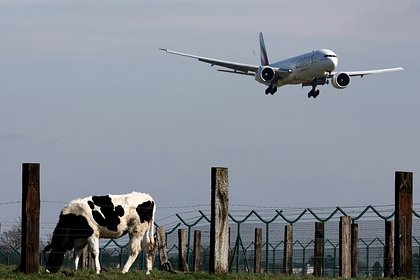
[324,55,337,58]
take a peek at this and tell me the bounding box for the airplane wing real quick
[159,48,259,76]
[160,48,293,79]
[329,67,404,78]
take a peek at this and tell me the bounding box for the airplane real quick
[160,32,403,98]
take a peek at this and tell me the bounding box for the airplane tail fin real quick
[259,32,269,66]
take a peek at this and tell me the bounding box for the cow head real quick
[44,244,66,273]
[44,213,94,273]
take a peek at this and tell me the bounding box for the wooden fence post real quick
[384,221,394,277]
[394,171,413,278]
[193,230,201,272]
[21,163,40,274]
[156,226,172,272]
[254,228,262,273]
[210,167,229,274]
[339,216,351,278]
[283,224,293,275]
[351,223,358,278]
[178,228,189,272]
[314,222,324,277]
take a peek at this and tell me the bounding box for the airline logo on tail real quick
[259,32,269,66]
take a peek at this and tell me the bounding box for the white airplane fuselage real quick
[161,32,403,98]
[265,49,338,87]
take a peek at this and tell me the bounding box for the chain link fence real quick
[1,204,420,277]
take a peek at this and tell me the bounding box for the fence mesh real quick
[1,203,420,277]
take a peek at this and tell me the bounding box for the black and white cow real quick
[44,192,156,274]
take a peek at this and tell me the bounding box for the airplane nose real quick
[326,57,337,72]
[332,57,338,68]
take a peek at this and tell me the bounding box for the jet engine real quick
[255,66,276,84]
[331,72,351,89]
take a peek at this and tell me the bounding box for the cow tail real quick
[149,203,156,246]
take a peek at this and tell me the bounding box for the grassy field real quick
[1,265,408,280]
[0,265,306,280]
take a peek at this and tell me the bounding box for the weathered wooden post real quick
[384,221,394,277]
[314,222,324,277]
[209,167,229,274]
[254,228,262,273]
[178,228,189,272]
[339,216,351,278]
[21,163,40,274]
[394,171,413,278]
[283,224,293,275]
[156,226,172,272]
[193,230,201,272]
[351,223,358,278]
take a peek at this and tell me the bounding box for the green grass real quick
[0,265,308,280]
[0,265,410,280]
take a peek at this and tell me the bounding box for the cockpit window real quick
[324,54,337,58]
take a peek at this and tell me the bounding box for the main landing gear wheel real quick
[265,86,277,95]
[308,89,320,98]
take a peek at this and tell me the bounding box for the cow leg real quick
[73,248,82,271]
[122,236,141,274]
[73,239,88,271]
[141,235,155,275]
[88,236,101,274]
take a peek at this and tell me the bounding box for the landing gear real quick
[265,85,277,95]
[307,80,320,98]
[308,89,320,98]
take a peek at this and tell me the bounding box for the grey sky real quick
[0,0,419,240]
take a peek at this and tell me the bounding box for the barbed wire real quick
[0,201,21,206]
[0,200,406,225]
[2,200,419,208]
[0,201,418,233]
